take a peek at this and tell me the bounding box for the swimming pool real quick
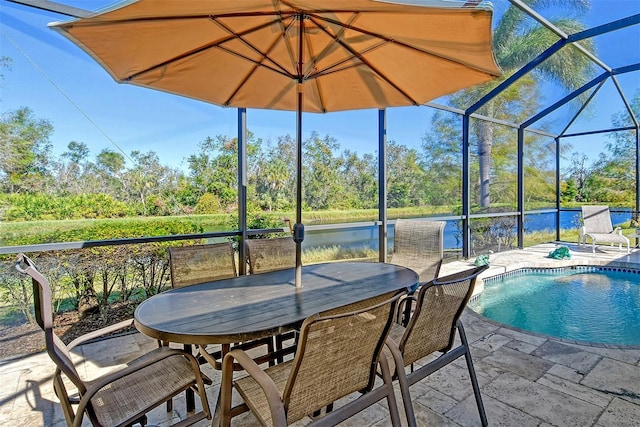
[468,266,640,346]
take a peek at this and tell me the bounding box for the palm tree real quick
[460,0,595,208]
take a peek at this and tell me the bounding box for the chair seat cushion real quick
[234,361,292,426]
[584,232,628,245]
[89,348,196,426]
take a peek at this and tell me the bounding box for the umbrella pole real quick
[294,84,303,288]
[294,13,304,288]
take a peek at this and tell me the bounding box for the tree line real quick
[0,106,453,220]
[2,89,638,224]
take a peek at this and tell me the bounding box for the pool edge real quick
[467,260,640,350]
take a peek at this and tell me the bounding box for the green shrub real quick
[0,193,134,221]
[195,193,222,214]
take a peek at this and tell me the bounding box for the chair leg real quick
[54,377,76,427]
[158,339,174,412]
[386,341,417,427]
[458,323,488,427]
[275,331,298,364]
[184,344,196,413]
[268,337,276,367]
[211,384,223,427]
[379,354,402,427]
[402,299,413,326]
[274,335,283,364]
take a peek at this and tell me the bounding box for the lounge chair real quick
[579,206,630,254]
[385,265,489,427]
[15,253,211,427]
[217,291,404,426]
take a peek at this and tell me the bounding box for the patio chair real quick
[385,265,489,427]
[245,237,298,363]
[217,291,404,427]
[579,205,630,254]
[15,253,211,427]
[390,219,445,284]
[390,219,445,324]
[245,237,297,274]
[168,242,237,288]
[167,242,275,371]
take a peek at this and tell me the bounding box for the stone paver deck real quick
[2,242,639,426]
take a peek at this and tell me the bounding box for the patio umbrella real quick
[50,0,501,287]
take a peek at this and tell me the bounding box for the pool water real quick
[468,267,640,346]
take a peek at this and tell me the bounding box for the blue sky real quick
[1,0,639,171]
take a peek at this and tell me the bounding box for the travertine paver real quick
[445,394,540,427]
[482,372,604,426]
[471,332,512,354]
[482,346,556,381]
[531,340,603,373]
[565,343,640,366]
[596,397,640,427]
[495,327,548,347]
[1,243,639,426]
[581,357,640,404]
[537,373,611,407]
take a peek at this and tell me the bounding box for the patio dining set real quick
[15,219,494,427]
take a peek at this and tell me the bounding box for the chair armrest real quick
[396,293,417,325]
[384,336,404,375]
[74,347,199,427]
[67,318,135,350]
[614,227,623,235]
[221,349,286,427]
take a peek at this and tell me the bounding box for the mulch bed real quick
[0,302,137,360]
[0,322,44,359]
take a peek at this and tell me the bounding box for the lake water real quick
[303,209,632,251]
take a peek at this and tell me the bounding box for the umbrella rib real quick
[300,18,326,112]
[216,45,292,78]
[125,14,294,82]
[316,13,502,77]
[310,16,419,106]
[309,42,386,78]
[303,15,397,81]
[302,12,363,112]
[215,16,298,106]
[211,14,297,77]
[61,11,297,26]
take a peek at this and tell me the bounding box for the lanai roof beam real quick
[5,0,90,18]
[523,63,640,129]
[467,13,640,115]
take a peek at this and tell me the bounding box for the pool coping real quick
[467,258,640,350]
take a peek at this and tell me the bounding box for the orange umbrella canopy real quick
[51,0,501,287]
[51,0,501,113]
